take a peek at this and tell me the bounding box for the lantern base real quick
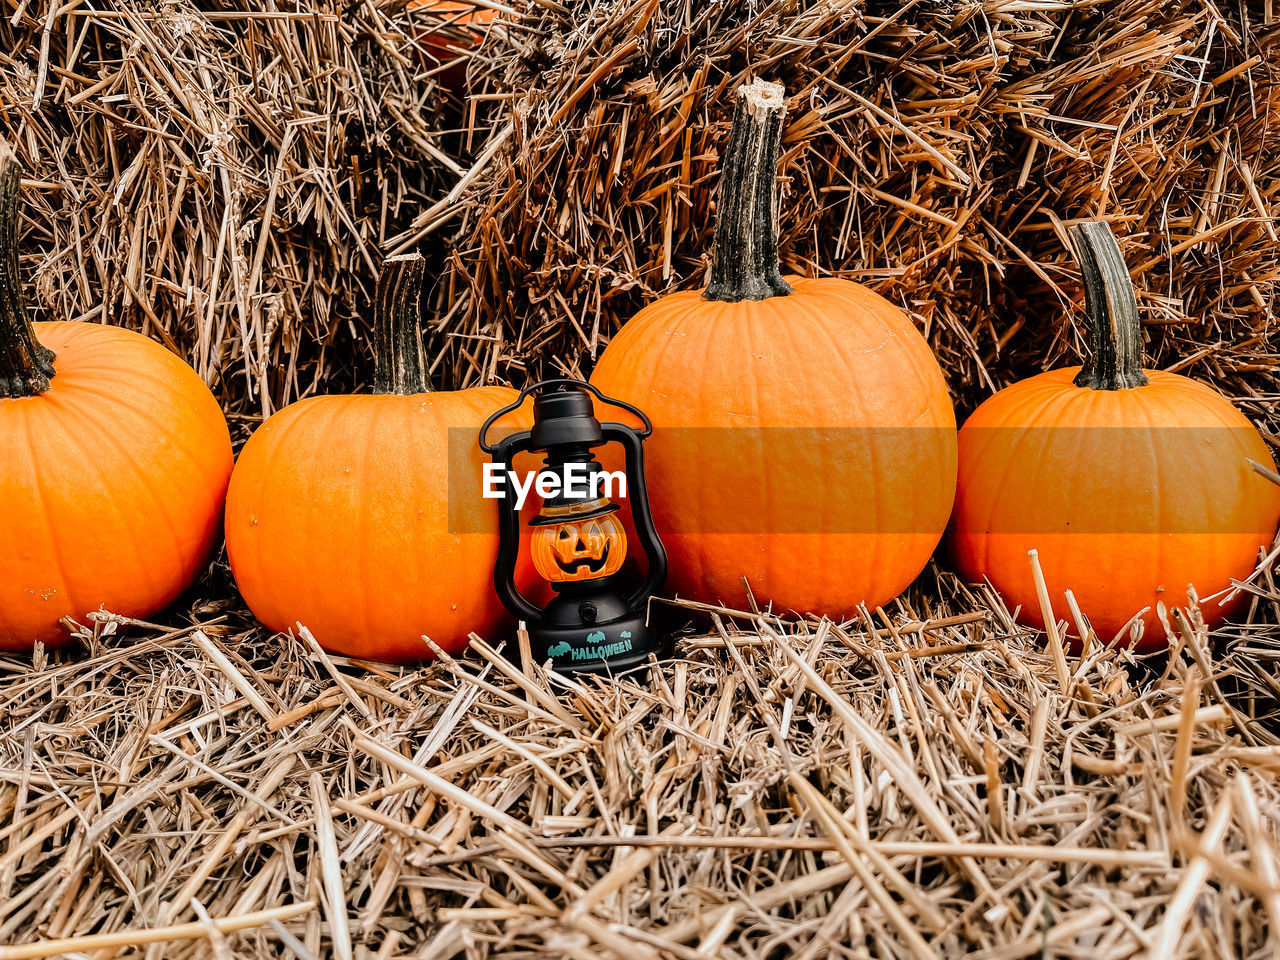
[530,588,668,675]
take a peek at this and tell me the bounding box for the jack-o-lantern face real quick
[531,514,627,583]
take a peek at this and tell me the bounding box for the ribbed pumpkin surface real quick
[225,387,530,662]
[0,321,232,648]
[591,276,957,616]
[950,367,1280,644]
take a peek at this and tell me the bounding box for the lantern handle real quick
[601,424,668,608]
[479,378,653,454]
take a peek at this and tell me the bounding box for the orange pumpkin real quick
[0,144,233,649]
[949,221,1280,647]
[409,0,497,92]
[225,253,534,662]
[589,80,957,616]
[530,512,627,583]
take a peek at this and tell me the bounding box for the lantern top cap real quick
[530,383,605,450]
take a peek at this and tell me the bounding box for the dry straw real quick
[0,0,1276,417]
[2,0,1280,957]
[3,578,1280,957]
[439,0,1280,416]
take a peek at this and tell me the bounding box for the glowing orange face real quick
[531,515,627,583]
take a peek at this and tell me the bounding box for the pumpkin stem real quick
[1069,220,1149,391]
[704,78,793,303]
[0,141,55,398]
[372,252,433,395]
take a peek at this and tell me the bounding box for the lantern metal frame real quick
[479,379,668,674]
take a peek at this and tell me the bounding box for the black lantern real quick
[479,380,668,674]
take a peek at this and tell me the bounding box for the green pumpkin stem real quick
[372,252,433,395]
[704,79,793,303]
[1069,221,1149,391]
[0,142,55,398]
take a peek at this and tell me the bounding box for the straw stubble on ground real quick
[4,568,1280,957]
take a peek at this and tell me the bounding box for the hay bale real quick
[0,0,458,422]
[435,0,1280,415]
[4,1,1277,416]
